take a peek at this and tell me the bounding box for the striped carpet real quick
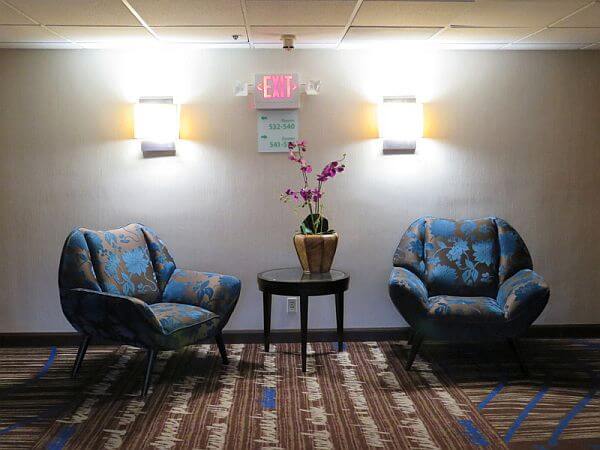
[0,339,598,449]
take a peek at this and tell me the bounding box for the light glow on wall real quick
[134,99,179,142]
[378,96,423,152]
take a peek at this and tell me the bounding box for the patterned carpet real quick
[0,339,598,449]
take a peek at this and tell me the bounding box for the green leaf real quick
[300,214,330,235]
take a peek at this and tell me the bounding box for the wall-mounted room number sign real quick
[254,73,300,109]
[257,109,299,152]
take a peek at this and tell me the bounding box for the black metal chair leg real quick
[142,349,157,398]
[407,330,415,346]
[507,338,528,376]
[72,335,90,378]
[215,332,228,365]
[405,333,424,370]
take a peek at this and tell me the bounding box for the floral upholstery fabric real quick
[389,217,549,340]
[424,218,499,297]
[496,218,533,284]
[162,269,242,325]
[497,269,549,320]
[142,226,176,296]
[393,218,427,281]
[61,289,221,350]
[59,230,101,292]
[388,267,429,327]
[148,303,218,335]
[59,224,241,350]
[81,224,160,304]
[427,296,504,323]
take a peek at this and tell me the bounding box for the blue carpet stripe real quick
[0,346,57,398]
[547,385,597,447]
[504,385,550,443]
[0,403,65,436]
[458,419,489,446]
[46,424,77,450]
[262,387,276,409]
[478,382,505,410]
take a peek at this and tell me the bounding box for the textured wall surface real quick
[0,49,599,332]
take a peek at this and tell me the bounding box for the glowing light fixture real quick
[379,96,423,153]
[134,96,179,155]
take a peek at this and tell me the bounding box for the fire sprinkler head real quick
[281,34,295,51]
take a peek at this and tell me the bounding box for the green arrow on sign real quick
[261,116,267,120]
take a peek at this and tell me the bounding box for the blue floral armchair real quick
[389,217,549,371]
[59,223,241,396]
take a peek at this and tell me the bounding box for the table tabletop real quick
[257,267,349,284]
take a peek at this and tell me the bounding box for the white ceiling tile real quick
[508,42,588,49]
[344,26,442,43]
[521,27,600,43]
[0,2,35,25]
[7,0,138,26]
[154,26,247,43]
[246,1,355,26]
[435,42,505,50]
[251,26,345,44]
[167,42,250,48]
[354,1,473,27]
[127,0,244,26]
[0,41,80,48]
[552,2,600,27]
[252,42,337,49]
[452,1,591,28]
[47,26,154,43]
[583,42,600,49]
[433,26,536,43]
[0,24,66,42]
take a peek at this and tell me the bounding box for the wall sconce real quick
[134,96,179,156]
[379,96,423,154]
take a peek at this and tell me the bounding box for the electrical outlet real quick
[287,297,298,313]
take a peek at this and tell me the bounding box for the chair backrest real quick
[59,223,176,304]
[393,217,532,297]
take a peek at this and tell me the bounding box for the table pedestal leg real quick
[263,291,272,352]
[335,292,344,352]
[300,295,308,372]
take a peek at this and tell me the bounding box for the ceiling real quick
[0,0,599,50]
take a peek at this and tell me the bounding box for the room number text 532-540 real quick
[268,123,295,130]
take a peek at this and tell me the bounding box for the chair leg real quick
[215,332,228,365]
[507,338,528,376]
[141,349,157,398]
[407,330,415,346]
[72,335,90,378]
[405,333,424,370]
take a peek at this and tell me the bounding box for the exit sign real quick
[254,73,300,109]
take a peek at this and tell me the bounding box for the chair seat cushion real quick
[148,302,219,335]
[426,295,504,323]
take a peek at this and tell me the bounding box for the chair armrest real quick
[162,269,242,320]
[61,288,164,336]
[388,267,429,318]
[497,269,549,321]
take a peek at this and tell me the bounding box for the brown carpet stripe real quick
[300,343,333,449]
[1,340,599,449]
[366,342,438,449]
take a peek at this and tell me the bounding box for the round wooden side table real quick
[257,267,350,372]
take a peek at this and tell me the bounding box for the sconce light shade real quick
[134,97,179,155]
[379,96,423,153]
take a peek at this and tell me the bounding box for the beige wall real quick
[0,49,599,333]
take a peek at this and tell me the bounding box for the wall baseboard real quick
[1,324,599,347]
